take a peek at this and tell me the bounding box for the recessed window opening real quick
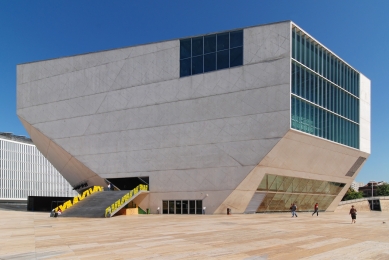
[180,30,243,77]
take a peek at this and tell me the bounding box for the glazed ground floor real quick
[1,206,389,259]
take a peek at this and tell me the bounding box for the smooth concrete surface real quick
[380,200,389,211]
[17,21,292,214]
[1,208,389,259]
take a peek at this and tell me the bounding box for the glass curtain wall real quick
[256,174,345,212]
[0,138,77,200]
[291,26,360,149]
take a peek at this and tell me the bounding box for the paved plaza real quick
[1,207,389,259]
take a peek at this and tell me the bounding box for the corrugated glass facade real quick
[0,137,77,200]
[291,26,360,149]
[256,174,345,212]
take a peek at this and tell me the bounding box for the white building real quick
[0,133,77,202]
[350,181,365,191]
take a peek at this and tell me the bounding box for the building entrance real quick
[368,199,381,211]
[162,200,202,214]
[107,177,149,190]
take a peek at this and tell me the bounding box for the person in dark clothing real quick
[291,203,298,217]
[349,205,357,224]
[312,203,319,216]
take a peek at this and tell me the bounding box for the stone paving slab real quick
[0,208,388,259]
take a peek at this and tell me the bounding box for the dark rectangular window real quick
[189,200,196,214]
[230,30,243,48]
[204,35,216,54]
[217,32,229,51]
[230,47,243,68]
[180,39,191,59]
[182,200,188,214]
[180,29,243,77]
[196,200,202,214]
[175,200,182,214]
[217,50,229,70]
[163,200,168,214]
[192,37,203,56]
[169,200,174,214]
[204,53,216,72]
[180,58,191,77]
[192,56,203,75]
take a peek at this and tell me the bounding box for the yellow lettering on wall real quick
[52,186,103,214]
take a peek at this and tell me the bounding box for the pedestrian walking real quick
[291,203,298,217]
[312,202,319,216]
[349,205,357,224]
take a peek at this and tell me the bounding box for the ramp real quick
[59,184,149,218]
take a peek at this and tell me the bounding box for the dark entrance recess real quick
[27,196,74,212]
[368,199,381,211]
[107,177,149,191]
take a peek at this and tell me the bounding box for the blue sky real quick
[0,1,388,184]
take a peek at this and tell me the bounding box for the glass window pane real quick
[292,28,296,59]
[180,39,191,59]
[169,200,174,214]
[283,177,294,193]
[204,34,216,54]
[267,174,277,191]
[163,200,168,214]
[189,200,196,214]
[204,53,216,73]
[182,200,188,214]
[217,32,229,51]
[295,179,309,193]
[230,47,243,67]
[217,50,229,70]
[196,200,202,214]
[192,37,203,56]
[180,58,191,77]
[192,56,203,75]
[257,193,275,212]
[268,193,283,211]
[297,32,301,62]
[175,200,182,214]
[230,30,243,48]
[297,195,312,210]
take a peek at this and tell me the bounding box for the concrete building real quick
[16,21,370,214]
[359,181,386,197]
[0,132,77,203]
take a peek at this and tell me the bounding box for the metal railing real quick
[105,184,148,218]
[53,186,104,213]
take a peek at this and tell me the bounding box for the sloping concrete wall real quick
[216,130,369,214]
[378,199,389,211]
[336,200,371,212]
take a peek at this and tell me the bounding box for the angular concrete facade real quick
[17,21,370,214]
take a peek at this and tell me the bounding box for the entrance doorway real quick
[368,199,381,211]
[162,200,202,214]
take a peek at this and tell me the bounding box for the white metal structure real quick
[0,133,77,202]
